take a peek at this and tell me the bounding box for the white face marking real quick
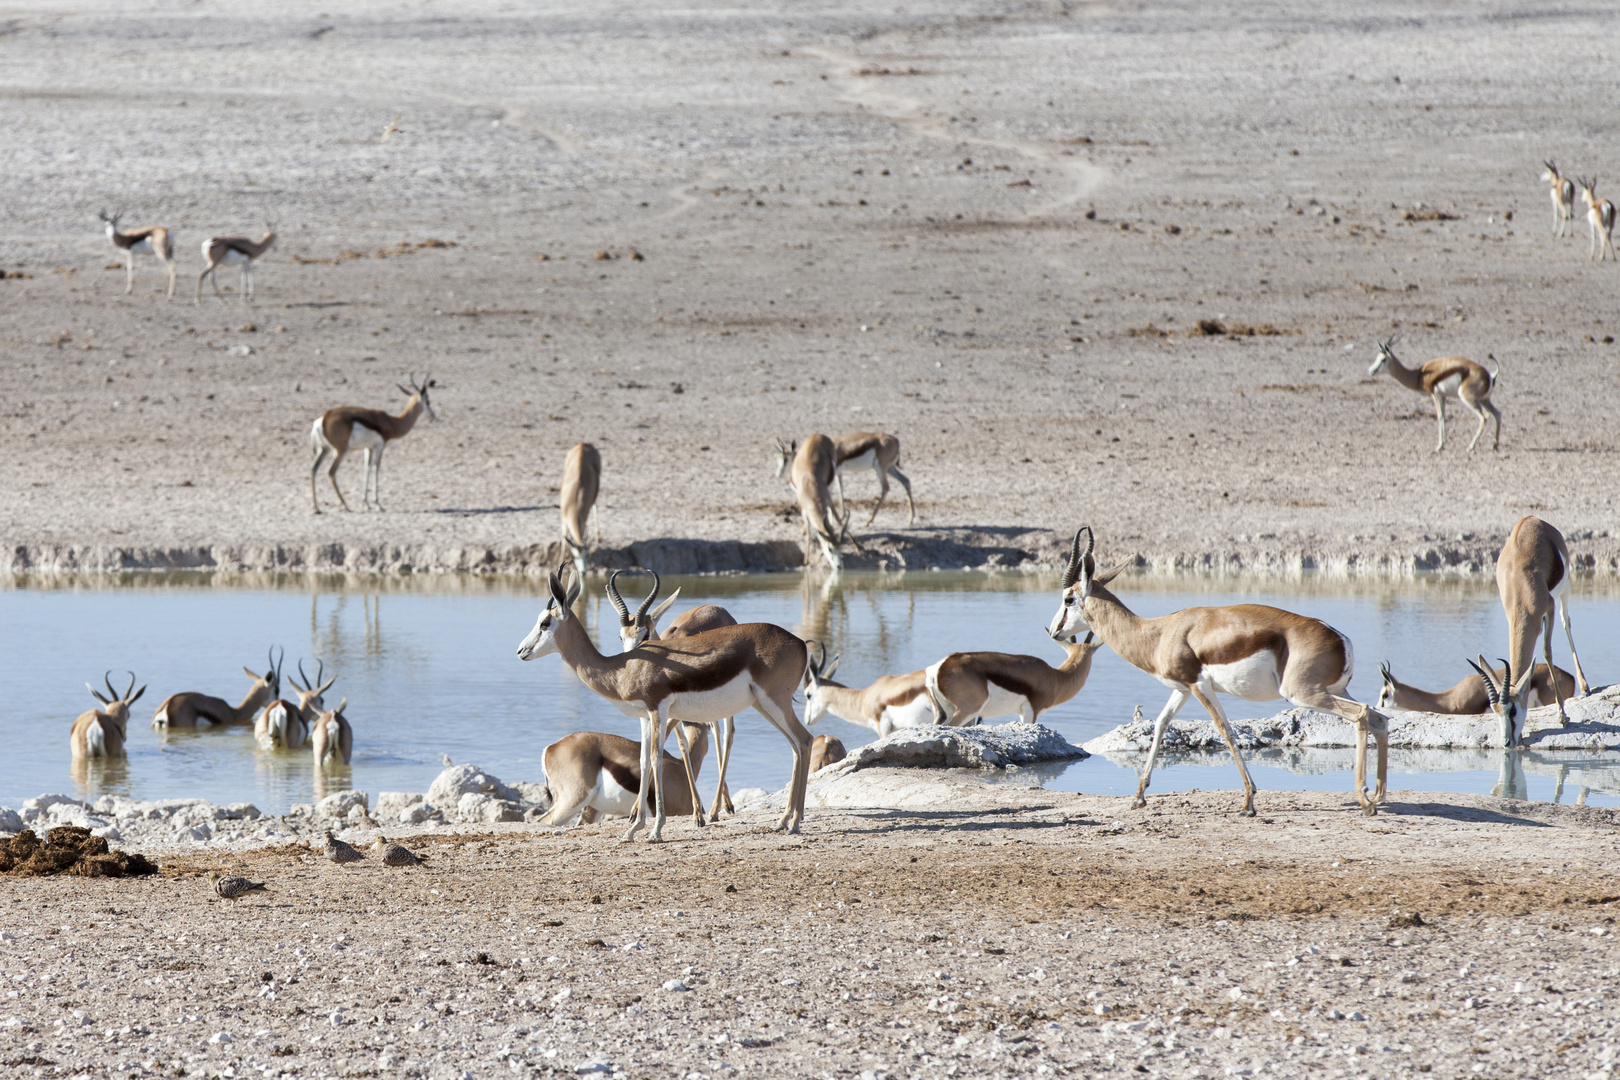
[1048,584,1089,638]
[1202,651,1283,702]
[517,605,563,661]
[1368,350,1389,376]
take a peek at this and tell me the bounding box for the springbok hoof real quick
[1362,803,1379,818]
[1130,798,1147,810]
[1240,807,1256,818]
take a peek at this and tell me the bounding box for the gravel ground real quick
[3,1,1620,575]
[4,781,1620,1080]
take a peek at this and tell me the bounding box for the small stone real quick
[662,979,689,992]
[207,1032,232,1044]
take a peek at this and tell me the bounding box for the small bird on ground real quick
[373,835,425,867]
[381,114,404,142]
[1132,704,1144,725]
[322,830,364,864]
[441,753,453,767]
[208,870,270,903]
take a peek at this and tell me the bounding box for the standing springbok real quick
[255,659,334,750]
[152,648,282,729]
[1542,161,1576,238]
[71,672,145,759]
[535,723,709,826]
[1377,659,1575,716]
[925,633,1103,726]
[99,210,176,297]
[1047,527,1389,816]
[1491,516,1593,741]
[1368,337,1501,453]
[606,569,740,822]
[310,375,437,513]
[195,224,276,304]
[311,697,353,767]
[559,442,601,581]
[801,647,937,738]
[516,566,813,841]
[779,435,854,570]
[1577,177,1616,261]
[779,433,915,525]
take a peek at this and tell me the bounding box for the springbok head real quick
[1542,160,1560,184]
[98,209,124,232]
[289,657,336,713]
[247,645,285,703]
[399,373,438,420]
[1467,654,1536,747]
[605,569,681,651]
[801,641,842,727]
[1368,336,1399,376]
[773,437,797,479]
[517,564,583,661]
[87,670,146,728]
[1377,661,1398,709]
[1048,527,1132,639]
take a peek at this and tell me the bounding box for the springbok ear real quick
[317,676,336,695]
[564,573,582,610]
[546,570,569,613]
[1094,558,1135,587]
[824,654,841,681]
[335,696,348,714]
[1378,661,1394,686]
[88,684,110,705]
[129,685,146,705]
[648,589,681,623]
[1083,631,1095,644]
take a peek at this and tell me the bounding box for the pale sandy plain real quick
[2,0,1618,575]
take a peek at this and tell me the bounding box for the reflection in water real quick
[70,755,130,802]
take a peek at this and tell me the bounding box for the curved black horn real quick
[1467,657,1499,706]
[1378,661,1394,684]
[296,658,311,691]
[123,671,137,701]
[634,571,662,621]
[104,671,118,701]
[605,571,632,625]
[1060,527,1085,589]
[1498,657,1514,699]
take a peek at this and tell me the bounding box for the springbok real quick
[559,442,601,581]
[1577,177,1616,261]
[71,672,145,759]
[926,633,1104,726]
[536,723,709,826]
[810,733,847,772]
[606,569,740,822]
[152,647,282,729]
[1377,659,1575,716]
[802,647,936,738]
[1492,516,1592,741]
[311,697,353,767]
[99,210,176,297]
[1047,527,1389,816]
[309,375,437,513]
[516,565,813,841]
[1368,337,1501,453]
[195,224,276,304]
[779,435,854,570]
[778,433,914,525]
[1542,161,1576,238]
[255,659,334,750]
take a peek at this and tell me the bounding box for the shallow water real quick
[5,570,1619,814]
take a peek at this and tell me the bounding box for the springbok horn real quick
[296,658,311,692]
[634,571,661,621]
[104,671,118,701]
[1379,661,1393,684]
[1084,631,1095,644]
[397,383,413,396]
[605,571,632,626]
[123,671,137,701]
[1467,657,1500,705]
[1060,528,1084,589]
[1079,525,1095,583]
[1498,657,1514,699]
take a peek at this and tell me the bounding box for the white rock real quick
[428,764,521,808]
[0,932,16,944]
[574,1064,612,1076]
[317,791,369,820]
[0,808,22,834]
[376,792,425,818]
[173,825,211,843]
[455,793,523,824]
[661,979,689,992]
[821,722,1087,776]
[90,826,123,843]
[22,795,85,822]
[730,787,769,807]
[402,802,440,825]
[551,987,572,1004]
[207,1032,232,1044]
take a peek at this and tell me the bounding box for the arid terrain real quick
[2,0,1618,576]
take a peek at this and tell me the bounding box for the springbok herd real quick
[69,161,1601,834]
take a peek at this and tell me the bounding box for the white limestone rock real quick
[428,764,521,807]
[0,808,22,834]
[316,791,369,820]
[820,722,1087,777]
[455,793,524,824]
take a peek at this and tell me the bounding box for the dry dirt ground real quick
[5,784,1620,1079]
[3,1,1620,576]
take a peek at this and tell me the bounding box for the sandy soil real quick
[3,1,1619,576]
[5,782,1620,1079]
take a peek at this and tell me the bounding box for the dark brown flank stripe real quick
[835,433,885,464]
[602,758,643,796]
[1547,549,1564,592]
[323,405,419,444]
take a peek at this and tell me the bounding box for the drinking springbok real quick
[1377,659,1575,716]
[606,569,740,822]
[778,435,854,570]
[779,433,915,525]
[536,723,709,826]
[559,442,601,581]
[1047,527,1389,816]
[152,647,282,729]
[925,633,1104,726]
[801,646,936,738]
[1542,161,1576,238]
[312,697,353,767]
[99,210,176,297]
[1368,337,1501,453]
[255,659,334,750]
[1492,516,1592,742]
[517,565,813,841]
[71,672,145,759]
[195,224,276,304]
[309,374,437,513]
[1576,177,1616,261]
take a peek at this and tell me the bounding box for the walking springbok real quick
[1577,177,1616,261]
[1047,526,1389,816]
[810,734,847,772]
[606,569,740,822]
[1368,337,1501,453]
[255,659,334,750]
[152,648,282,729]
[312,697,353,767]
[778,433,914,525]
[1377,659,1575,716]
[517,565,813,840]
[99,210,176,297]
[802,647,936,738]
[535,723,709,826]
[71,672,145,759]
[559,442,601,581]
[779,435,854,570]
[1491,516,1593,742]
[310,375,437,513]
[195,224,276,304]
[1542,161,1576,238]
[926,633,1104,726]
